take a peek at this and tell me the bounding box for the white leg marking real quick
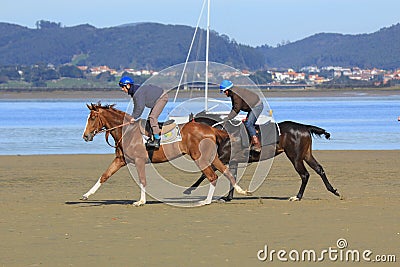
[82,177,102,200]
[233,184,250,196]
[199,183,216,206]
[133,183,146,206]
[289,196,300,201]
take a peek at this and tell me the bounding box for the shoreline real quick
[1,87,400,100]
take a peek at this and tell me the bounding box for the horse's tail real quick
[307,125,331,140]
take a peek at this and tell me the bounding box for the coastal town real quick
[1,63,400,90]
[80,64,400,86]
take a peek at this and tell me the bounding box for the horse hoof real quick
[233,184,249,196]
[133,200,146,207]
[183,188,193,195]
[245,190,252,196]
[81,195,88,200]
[219,196,232,202]
[334,189,341,197]
[198,200,211,206]
[289,196,300,201]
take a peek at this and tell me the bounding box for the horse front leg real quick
[81,157,126,200]
[219,162,238,202]
[133,157,147,207]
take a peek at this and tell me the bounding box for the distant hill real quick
[0,22,264,70]
[257,23,400,69]
[0,21,399,70]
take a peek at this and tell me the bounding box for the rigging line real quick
[173,0,207,103]
[205,0,211,111]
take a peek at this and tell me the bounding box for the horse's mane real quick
[89,102,131,122]
[90,102,116,110]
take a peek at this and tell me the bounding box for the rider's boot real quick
[147,135,161,149]
[251,135,261,152]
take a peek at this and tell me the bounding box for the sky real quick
[2,0,400,47]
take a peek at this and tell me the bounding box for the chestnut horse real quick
[184,112,341,201]
[81,103,248,206]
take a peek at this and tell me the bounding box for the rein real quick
[97,121,131,148]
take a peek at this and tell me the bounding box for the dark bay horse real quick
[82,103,248,206]
[184,112,341,201]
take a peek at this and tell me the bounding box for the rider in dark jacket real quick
[220,80,263,152]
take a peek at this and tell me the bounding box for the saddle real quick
[139,119,182,146]
[256,121,280,147]
[192,111,280,149]
[227,120,280,148]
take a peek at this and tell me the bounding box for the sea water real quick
[0,95,399,155]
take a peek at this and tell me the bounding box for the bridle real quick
[91,111,131,148]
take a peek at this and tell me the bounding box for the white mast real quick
[204,0,210,111]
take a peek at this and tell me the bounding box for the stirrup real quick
[146,138,160,149]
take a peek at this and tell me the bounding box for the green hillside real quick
[0,22,264,70]
[257,23,400,69]
[1,21,400,70]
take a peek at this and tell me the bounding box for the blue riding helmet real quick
[219,80,233,92]
[119,76,134,87]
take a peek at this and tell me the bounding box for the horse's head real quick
[83,103,105,142]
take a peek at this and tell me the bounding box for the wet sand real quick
[0,151,399,266]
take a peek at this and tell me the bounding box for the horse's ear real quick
[87,104,92,110]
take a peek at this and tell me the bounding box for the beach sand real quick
[0,151,399,266]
